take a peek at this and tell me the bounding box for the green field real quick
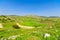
[0,15,60,40]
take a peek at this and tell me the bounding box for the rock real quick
[0,23,3,28]
[44,33,50,38]
[1,38,8,40]
[8,35,19,39]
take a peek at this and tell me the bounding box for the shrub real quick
[13,25,20,29]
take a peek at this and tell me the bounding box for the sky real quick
[0,0,60,16]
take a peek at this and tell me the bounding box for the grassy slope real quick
[0,15,60,40]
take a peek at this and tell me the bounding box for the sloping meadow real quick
[0,15,60,40]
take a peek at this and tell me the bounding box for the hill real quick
[0,15,60,40]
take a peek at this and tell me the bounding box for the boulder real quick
[0,23,3,28]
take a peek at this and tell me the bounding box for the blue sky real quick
[0,0,60,16]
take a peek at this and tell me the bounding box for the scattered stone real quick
[0,23,3,28]
[44,33,50,38]
[8,35,19,40]
[1,38,8,40]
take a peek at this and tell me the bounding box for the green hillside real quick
[0,15,60,40]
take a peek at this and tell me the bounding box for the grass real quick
[0,15,60,40]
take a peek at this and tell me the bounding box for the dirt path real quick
[16,23,34,29]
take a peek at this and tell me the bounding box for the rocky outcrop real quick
[0,23,3,28]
